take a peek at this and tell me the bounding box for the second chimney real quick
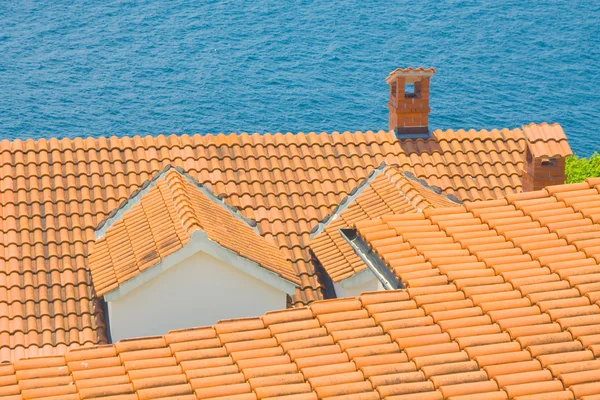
[521,123,572,192]
[386,67,435,137]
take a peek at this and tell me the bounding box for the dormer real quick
[89,166,298,341]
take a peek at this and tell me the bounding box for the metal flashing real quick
[339,228,403,290]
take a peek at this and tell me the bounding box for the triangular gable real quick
[310,164,460,281]
[89,166,299,297]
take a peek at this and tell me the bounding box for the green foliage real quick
[565,153,600,183]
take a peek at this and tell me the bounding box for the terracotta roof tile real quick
[319,180,600,399]
[386,67,436,83]
[0,255,590,400]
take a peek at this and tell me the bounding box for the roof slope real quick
[2,182,598,399]
[89,167,298,296]
[0,123,569,361]
[311,165,460,282]
[357,177,600,399]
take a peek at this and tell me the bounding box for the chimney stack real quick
[386,67,435,137]
[521,123,572,192]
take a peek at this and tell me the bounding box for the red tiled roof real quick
[355,177,600,291]
[0,124,569,361]
[311,165,460,282]
[1,181,599,399]
[89,167,299,296]
[0,269,595,398]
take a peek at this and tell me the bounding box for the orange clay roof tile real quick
[0,278,564,397]
[522,123,573,158]
[300,179,600,399]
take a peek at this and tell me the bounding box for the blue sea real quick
[1,1,599,156]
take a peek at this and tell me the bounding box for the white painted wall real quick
[333,268,384,298]
[107,251,288,341]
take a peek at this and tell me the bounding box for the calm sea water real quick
[1,1,599,155]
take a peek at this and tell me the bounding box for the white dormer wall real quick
[333,269,385,298]
[106,249,290,342]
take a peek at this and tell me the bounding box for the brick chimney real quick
[521,123,572,192]
[386,67,436,137]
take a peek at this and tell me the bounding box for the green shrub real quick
[565,153,600,183]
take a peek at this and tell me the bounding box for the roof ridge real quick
[521,122,572,159]
[521,122,567,142]
[167,166,260,234]
[163,169,203,234]
[0,130,396,149]
[385,168,431,211]
[401,170,463,205]
[309,164,462,239]
[0,124,546,150]
[309,162,389,238]
[95,165,259,239]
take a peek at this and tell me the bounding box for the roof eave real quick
[104,230,297,302]
[310,163,388,239]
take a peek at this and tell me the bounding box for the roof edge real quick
[521,122,573,158]
[310,165,462,240]
[1,130,397,149]
[339,228,402,290]
[172,167,260,234]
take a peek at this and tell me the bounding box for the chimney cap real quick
[521,122,572,159]
[386,67,436,84]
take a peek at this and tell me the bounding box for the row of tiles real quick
[0,149,527,179]
[0,161,526,199]
[0,126,538,151]
[0,143,527,166]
